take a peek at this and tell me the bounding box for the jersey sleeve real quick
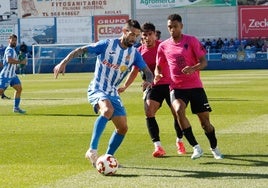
[191,36,207,58]
[5,48,15,64]
[6,48,14,58]
[86,39,109,55]
[133,50,147,70]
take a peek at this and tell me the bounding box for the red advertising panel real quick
[238,6,268,39]
[94,15,129,42]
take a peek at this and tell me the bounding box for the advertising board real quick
[238,6,268,39]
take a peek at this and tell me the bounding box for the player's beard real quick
[10,43,16,48]
[123,38,134,47]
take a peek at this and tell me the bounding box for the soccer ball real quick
[96,154,119,175]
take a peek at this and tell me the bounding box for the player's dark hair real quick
[9,34,17,39]
[167,14,182,23]
[125,19,141,30]
[141,22,156,32]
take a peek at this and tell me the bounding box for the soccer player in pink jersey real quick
[119,22,186,157]
[155,14,223,159]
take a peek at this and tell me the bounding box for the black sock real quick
[146,117,160,142]
[205,129,217,149]
[174,119,183,139]
[183,127,198,147]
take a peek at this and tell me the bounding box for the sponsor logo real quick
[102,59,119,70]
[242,18,268,33]
[239,6,268,38]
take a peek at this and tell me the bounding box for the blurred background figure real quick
[18,42,28,76]
[156,30,161,41]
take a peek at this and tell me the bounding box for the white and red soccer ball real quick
[96,154,119,175]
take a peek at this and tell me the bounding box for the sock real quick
[106,131,125,155]
[14,98,20,108]
[183,126,198,147]
[146,117,160,142]
[176,138,183,142]
[205,129,217,149]
[89,115,108,150]
[154,141,161,147]
[174,119,183,139]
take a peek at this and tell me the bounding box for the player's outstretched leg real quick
[85,115,108,167]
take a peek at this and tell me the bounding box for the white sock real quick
[154,141,161,147]
[176,138,183,142]
[89,148,97,153]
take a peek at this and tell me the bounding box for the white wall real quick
[136,6,237,40]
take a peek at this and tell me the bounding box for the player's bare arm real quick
[63,46,88,64]
[54,45,88,79]
[8,57,27,65]
[154,65,163,84]
[140,65,154,91]
[118,67,139,93]
[181,56,207,74]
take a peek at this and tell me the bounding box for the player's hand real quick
[154,74,163,84]
[117,86,127,94]
[53,62,66,79]
[142,81,152,91]
[181,66,195,75]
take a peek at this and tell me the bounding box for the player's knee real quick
[13,85,22,92]
[100,106,114,119]
[145,110,155,117]
[117,125,128,135]
[201,122,213,132]
[16,88,22,94]
[176,107,186,118]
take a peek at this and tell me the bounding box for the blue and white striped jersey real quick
[87,38,147,96]
[0,46,17,78]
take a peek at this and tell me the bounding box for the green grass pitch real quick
[0,70,267,187]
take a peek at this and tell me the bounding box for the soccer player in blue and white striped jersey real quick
[54,19,154,167]
[0,34,27,113]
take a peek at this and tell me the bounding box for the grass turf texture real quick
[0,70,267,188]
